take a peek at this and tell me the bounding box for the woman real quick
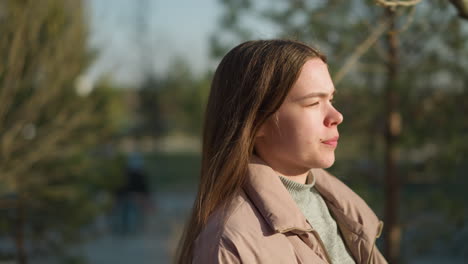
[176,39,387,263]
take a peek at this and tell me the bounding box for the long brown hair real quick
[175,39,326,263]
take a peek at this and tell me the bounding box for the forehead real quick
[287,59,334,100]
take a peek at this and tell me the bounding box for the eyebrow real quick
[293,89,336,102]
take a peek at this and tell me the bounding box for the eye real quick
[307,102,319,107]
[329,98,335,104]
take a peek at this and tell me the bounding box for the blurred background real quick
[0,0,467,263]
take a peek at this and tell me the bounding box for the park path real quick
[71,191,194,264]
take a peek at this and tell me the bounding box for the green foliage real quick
[138,58,212,137]
[0,0,126,262]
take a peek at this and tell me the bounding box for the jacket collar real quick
[243,155,312,234]
[243,155,382,241]
[312,168,382,242]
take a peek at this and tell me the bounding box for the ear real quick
[256,113,278,138]
[256,122,267,138]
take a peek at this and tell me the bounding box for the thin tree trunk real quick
[15,197,27,264]
[383,7,402,264]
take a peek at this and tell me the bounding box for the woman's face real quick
[254,58,343,176]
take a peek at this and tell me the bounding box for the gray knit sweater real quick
[278,172,356,264]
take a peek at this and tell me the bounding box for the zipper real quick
[367,221,384,264]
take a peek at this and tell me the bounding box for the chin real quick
[314,156,335,169]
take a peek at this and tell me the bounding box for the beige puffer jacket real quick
[193,156,387,264]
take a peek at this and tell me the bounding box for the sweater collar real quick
[278,171,315,194]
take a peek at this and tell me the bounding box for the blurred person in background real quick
[175,39,387,263]
[113,151,153,235]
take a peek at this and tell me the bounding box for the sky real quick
[80,0,467,89]
[84,0,223,86]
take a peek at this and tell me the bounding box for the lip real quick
[321,136,339,147]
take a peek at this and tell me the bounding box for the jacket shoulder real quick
[313,168,373,212]
[192,191,268,262]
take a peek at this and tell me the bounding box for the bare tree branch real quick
[334,2,422,84]
[334,19,391,84]
[449,0,468,19]
[376,0,423,8]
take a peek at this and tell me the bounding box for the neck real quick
[253,153,310,184]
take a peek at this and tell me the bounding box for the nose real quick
[324,105,343,127]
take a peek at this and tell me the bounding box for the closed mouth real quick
[321,136,339,146]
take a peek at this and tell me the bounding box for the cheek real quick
[282,112,320,144]
[275,115,300,140]
[263,119,296,149]
[268,107,323,146]
[274,120,313,153]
